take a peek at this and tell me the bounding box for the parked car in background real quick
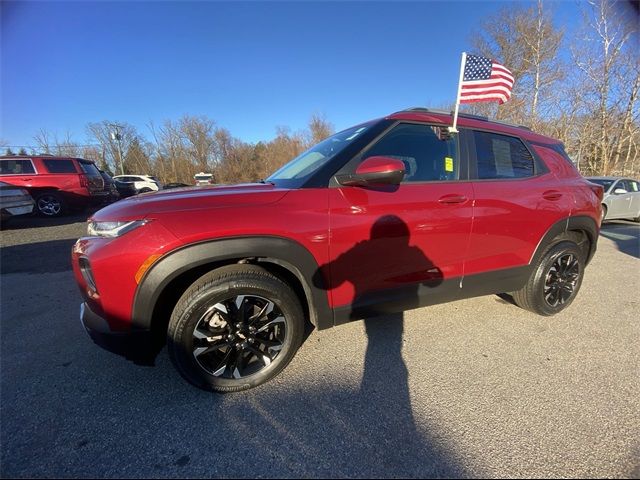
[112,178,138,199]
[0,156,106,217]
[0,181,34,225]
[98,170,120,204]
[73,107,602,393]
[587,176,640,222]
[112,175,162,194]
[194,172,213,186]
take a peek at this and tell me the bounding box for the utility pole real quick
[109,123,125,175]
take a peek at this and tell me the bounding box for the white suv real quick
[113,175,161,193]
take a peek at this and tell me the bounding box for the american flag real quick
[460,54,514,104]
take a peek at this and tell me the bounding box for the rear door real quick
[465,130,574,281]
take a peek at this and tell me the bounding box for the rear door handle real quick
[543,190,563,201]
[438,194,468,205]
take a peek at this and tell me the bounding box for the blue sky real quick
[1,1,580,147]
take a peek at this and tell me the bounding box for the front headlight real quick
[87,220,148,237]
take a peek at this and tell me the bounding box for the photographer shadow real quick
[307,215,462,476]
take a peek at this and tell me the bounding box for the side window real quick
[0,159,36,175]
[614,180,628,192]
[473,131,535,179]
[359,123,459,182]
[78,161,100,176]
[628,180,639,192]
[42,159,77,173]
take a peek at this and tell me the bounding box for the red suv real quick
[0,156,106,216]
[72,108,603,392]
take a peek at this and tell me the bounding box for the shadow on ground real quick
[1,239,77,274]
[1,309,467,478]
[600,220,640,259]
[1,211,96,230]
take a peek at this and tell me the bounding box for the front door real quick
[324,122,474,322]
[608,179,635,219]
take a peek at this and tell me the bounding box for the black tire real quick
[35,191,65,217]
[512,241,585,316]
[167,264,305,392]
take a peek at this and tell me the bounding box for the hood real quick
[92,183,290,220]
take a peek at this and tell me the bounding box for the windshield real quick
[589,179,614,192]
[267,123,372,187]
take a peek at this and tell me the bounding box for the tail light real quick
[79,174,89,189]
[588,182,604,201]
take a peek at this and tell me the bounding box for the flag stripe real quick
[460,93,509,103]
[462,80,513,90]
[461,89,512,99]
[460,96,508,105]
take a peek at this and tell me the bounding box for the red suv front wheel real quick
[167,264,305,392]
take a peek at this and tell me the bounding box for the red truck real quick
[72,108,603,392]
[0,156,106,216]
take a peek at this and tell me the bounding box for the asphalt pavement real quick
[1,214,639,478]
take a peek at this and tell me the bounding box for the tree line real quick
[2,0,638,181]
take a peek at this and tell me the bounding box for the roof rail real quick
[402,107,531,130]
[403,107,489,122]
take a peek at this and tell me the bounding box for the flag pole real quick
[449,52,467,134]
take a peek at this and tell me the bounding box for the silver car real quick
[587,176,640,222]
[0,181,35,224]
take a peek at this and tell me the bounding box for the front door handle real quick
[543,190,563,201]
[438,194,468,205]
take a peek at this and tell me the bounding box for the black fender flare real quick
[131,236,334,332]
[530,215,599,266]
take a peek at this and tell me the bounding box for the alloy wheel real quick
[191,295,286,379]
[543,253,580,307]
[37,195,62,216]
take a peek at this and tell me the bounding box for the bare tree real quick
[306,113,334,147]
[87,121,139,175]
[180,115,217,173]
[470,0,564,126]
[33,128,53,154]
[572,0,638,174]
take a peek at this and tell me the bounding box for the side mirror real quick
[336,156,405,187]
[614,188,627,194]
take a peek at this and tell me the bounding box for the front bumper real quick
[80,302,156,365]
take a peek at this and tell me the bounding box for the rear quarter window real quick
[78,161,100,176]
[473,131,534,179]
[42,159,77,174]
[0,159,36,175]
